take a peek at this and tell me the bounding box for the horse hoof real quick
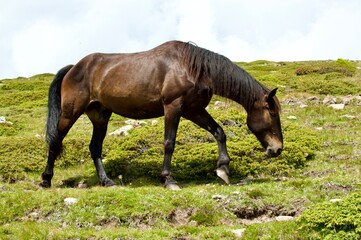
[39,181,51,188]
[165,183,181,191]
[102,179,116,187]
[216,168,230,185]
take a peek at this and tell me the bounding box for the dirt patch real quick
[130,214,157,230]
[231,203,298,220]
[96,216,122,229]
[167,208,196,226]
[323,182,354,192]
[229,200,305,225]
[303,170,332,178]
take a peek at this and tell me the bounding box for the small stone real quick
[64,197,79,205]
[323,95,336,105]
[0,116,6,123]
[78,182,88,189]
[342,95,354,105]
[330,198,342,203]
[0,116,13,125]
[151,120,158,125]
[307,96,320,102]
[300,104,308,109]
[212,194,226,200]
[124,119,147,127]
[108,125,133,136]
[28,212,40,220]
[315,127,323,131]
[341,114,356,119]
[188,220,198,226]
[329,104,345,110]
[232,228,246,238]
[275,216,294,222]
[287,116,297,120]
[35,134,42,138]
[214,101,225,109]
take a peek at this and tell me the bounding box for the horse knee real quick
[164,139,175,154]
[214,127,226,142]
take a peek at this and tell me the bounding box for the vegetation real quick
[0,59,360,239]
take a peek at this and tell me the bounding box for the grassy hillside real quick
[0,60,360,239]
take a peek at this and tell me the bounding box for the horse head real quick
[247,88,283,157]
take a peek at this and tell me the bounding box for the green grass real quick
[1,60,360,239]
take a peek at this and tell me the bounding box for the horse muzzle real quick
[266,146,283,158]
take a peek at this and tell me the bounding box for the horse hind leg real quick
[86,102,115,187]
[41,108,83,188]
[41,90,88,187]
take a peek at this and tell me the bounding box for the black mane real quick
[181,42,277,112]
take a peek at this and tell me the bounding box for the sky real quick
[1,0,361,79]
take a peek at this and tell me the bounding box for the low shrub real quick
[0,105,320,184]
[0,136,91,182]
[299,192,361,239]
[101,110,320,183]
[295,59,356,77]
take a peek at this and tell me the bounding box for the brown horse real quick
[41,41,283,190]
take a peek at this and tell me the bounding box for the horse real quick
[40,40,283,190]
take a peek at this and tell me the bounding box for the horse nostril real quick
[277,148,282,155]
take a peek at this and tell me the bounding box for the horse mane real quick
[180,42,280,112]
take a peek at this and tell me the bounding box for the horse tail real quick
[46,65,73,156]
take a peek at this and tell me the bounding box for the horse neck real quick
[212,65,266,113]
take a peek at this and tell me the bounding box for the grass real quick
[1,60,361,239]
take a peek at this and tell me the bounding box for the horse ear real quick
[267,88,278,102]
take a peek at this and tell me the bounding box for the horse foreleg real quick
[183,109,231,184]
[87,107,115,187]
[161,103,181,190]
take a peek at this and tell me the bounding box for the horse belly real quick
[90,53,168,119]
[101,95,164,119]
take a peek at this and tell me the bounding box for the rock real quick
[64,197,79,205]
[342,95,354,105]
[283,98,298,105]
[35,134,43,138]
[300,104,308,109]
[124,119,147,127]
[287,116,297,120]
[77,182,88,189]
[109,125,133,136]
[323,95,336,105]
[232,228,246,238]
[151,120,158,125]
[0,116,13,125]
[315,127,323,131]
[307,96,320,103]
[330,198,342,203]
[275,216,294,222]
[329,104,345,110]
[214,101,225,109]
[188,220,198,226]
[341,114,356,119]
[212,194,226,200]
[28,212,40,220]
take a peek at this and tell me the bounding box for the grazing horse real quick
[41,41,283,189]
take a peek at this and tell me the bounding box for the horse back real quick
[61,41,198,119]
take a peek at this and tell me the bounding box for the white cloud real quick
[265,0,361,61]
[1,0,360,79]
